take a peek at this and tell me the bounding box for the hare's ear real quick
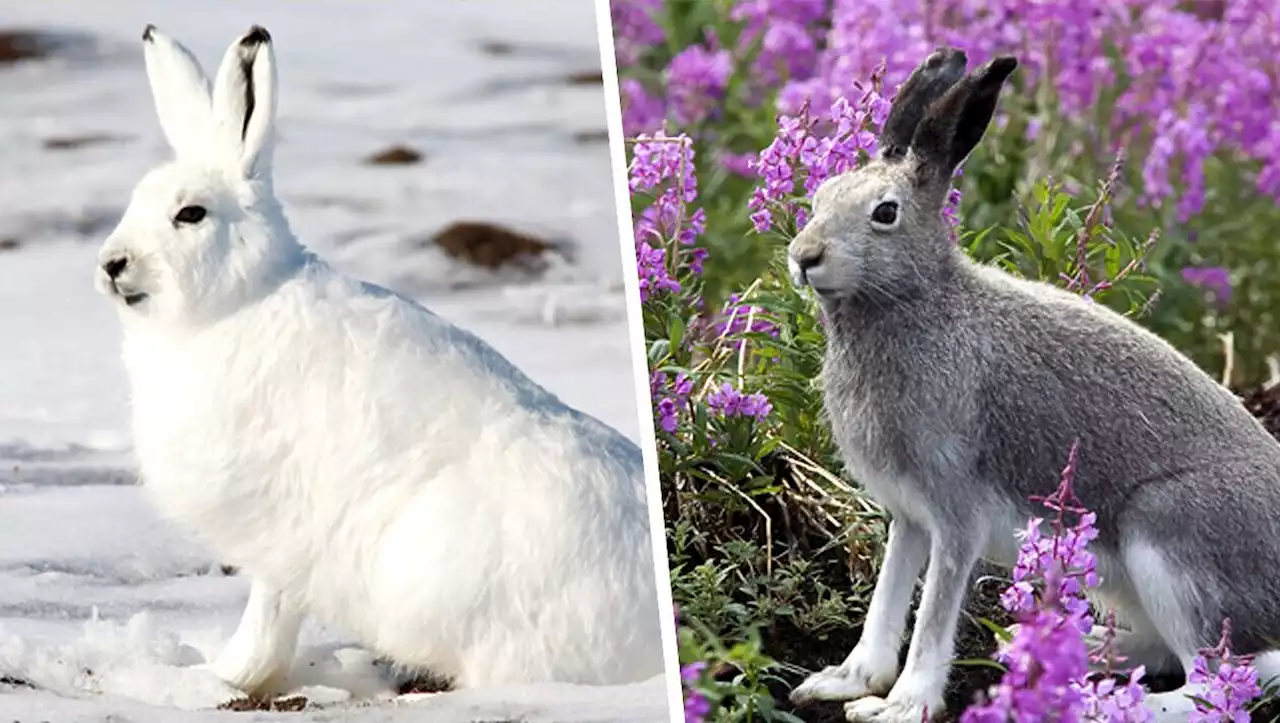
[211,26,278,179]
[141,25,214,158]
[879,47,967,161]
[909,56,1018,186]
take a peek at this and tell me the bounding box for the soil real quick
[573,130,609,144]
[1240,383,1280,440]
[767,563,1011,723]
[217,695,308,712]
[42,134,125,151]
[0,29,97,65]
[395,670,453,695]
[477,39,516,56]
[0,674,36,689]
[363,145,425,166]
[427,220,567,271]
[563,70,602,85]
[0,30,52,64]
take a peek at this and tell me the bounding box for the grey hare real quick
[786,46,1280,722]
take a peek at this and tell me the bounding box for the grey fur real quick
[788,47,1280,721]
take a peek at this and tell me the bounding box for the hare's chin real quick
[97,274,150,307]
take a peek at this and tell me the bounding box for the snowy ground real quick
[0,1,670,720]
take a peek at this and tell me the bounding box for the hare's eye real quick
[174,205,207,225]
[871,201,899,227]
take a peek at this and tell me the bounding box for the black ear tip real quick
[986,56,1019,82]
[925,46,967,72]
[142,24,156,42]
[241,25,271,46]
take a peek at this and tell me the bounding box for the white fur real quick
[791,518,926,705]
[96,25,662,695]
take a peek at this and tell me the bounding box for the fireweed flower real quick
[1182,265,1232,306]
[719,150,758,178]
[610,0,664,67]
[620,78,665,137]
[714,294,779,338]
[714,0,1280,218]
[629,132,707,301]
[706,382,773,421]
[749,69,970,235]
[664,45,732,126]
[680,661,712,722]
[1188,620,1263,722]
[651,371,693,434]
[731,0,826,74]
[964,443,1153,722]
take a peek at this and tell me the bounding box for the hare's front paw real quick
[184,663,256,709]
[844,695,932,723]
[843,672,945,722]
[206,642,290,698]
[790,645,899,705]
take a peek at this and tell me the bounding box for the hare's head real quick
[788,48,1017,302]
[97,25,302,327]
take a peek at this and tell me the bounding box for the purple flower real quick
[684,688,711,723]
[680,661,712,722]
[738,393,773,419]
[1188,620,1264,722]
[611,0,664,67]
[656,397,680,432]
[719,150,757,178]
[665,45,733,125]
[621,78,665,137]
[651,372,693,435]
[706,382,773,422]
[713,296,779,340]
[731,0,825,85]
[673,373,693,396]
[749,68,889,232]
[1182,266,1232,306]
[629,132,709,293]
[636,240,679,302]
[680,661,707,684]
[964,443,1152,722]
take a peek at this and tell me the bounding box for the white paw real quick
[844,695,933,723]
[1144,689,1198,722]
[175,663,253,709]
[790,649,899,705]
[205,651,289,698]
[396,692,441,703]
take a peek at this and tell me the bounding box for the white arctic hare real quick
[786,47,1280,722]
[94,25,662,697]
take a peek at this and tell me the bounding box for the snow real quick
[0,1,671,720]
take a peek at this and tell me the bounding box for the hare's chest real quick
[823,368,905,470]
[820,356,951,514]
[122,337,301,524]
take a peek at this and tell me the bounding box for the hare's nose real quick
[794,246,825,271]
[102,256,129,279]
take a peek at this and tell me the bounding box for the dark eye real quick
[871,201,898,226]
[174,205,207,225]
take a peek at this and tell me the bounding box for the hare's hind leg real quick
[790,517,929,705]
[1117,535,1277,721]
[1083,553,1181,677]
[208,579,303,697]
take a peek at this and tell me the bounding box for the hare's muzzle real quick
[788,233,825,289]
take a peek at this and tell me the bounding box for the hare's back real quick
[971,269,1280,530]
